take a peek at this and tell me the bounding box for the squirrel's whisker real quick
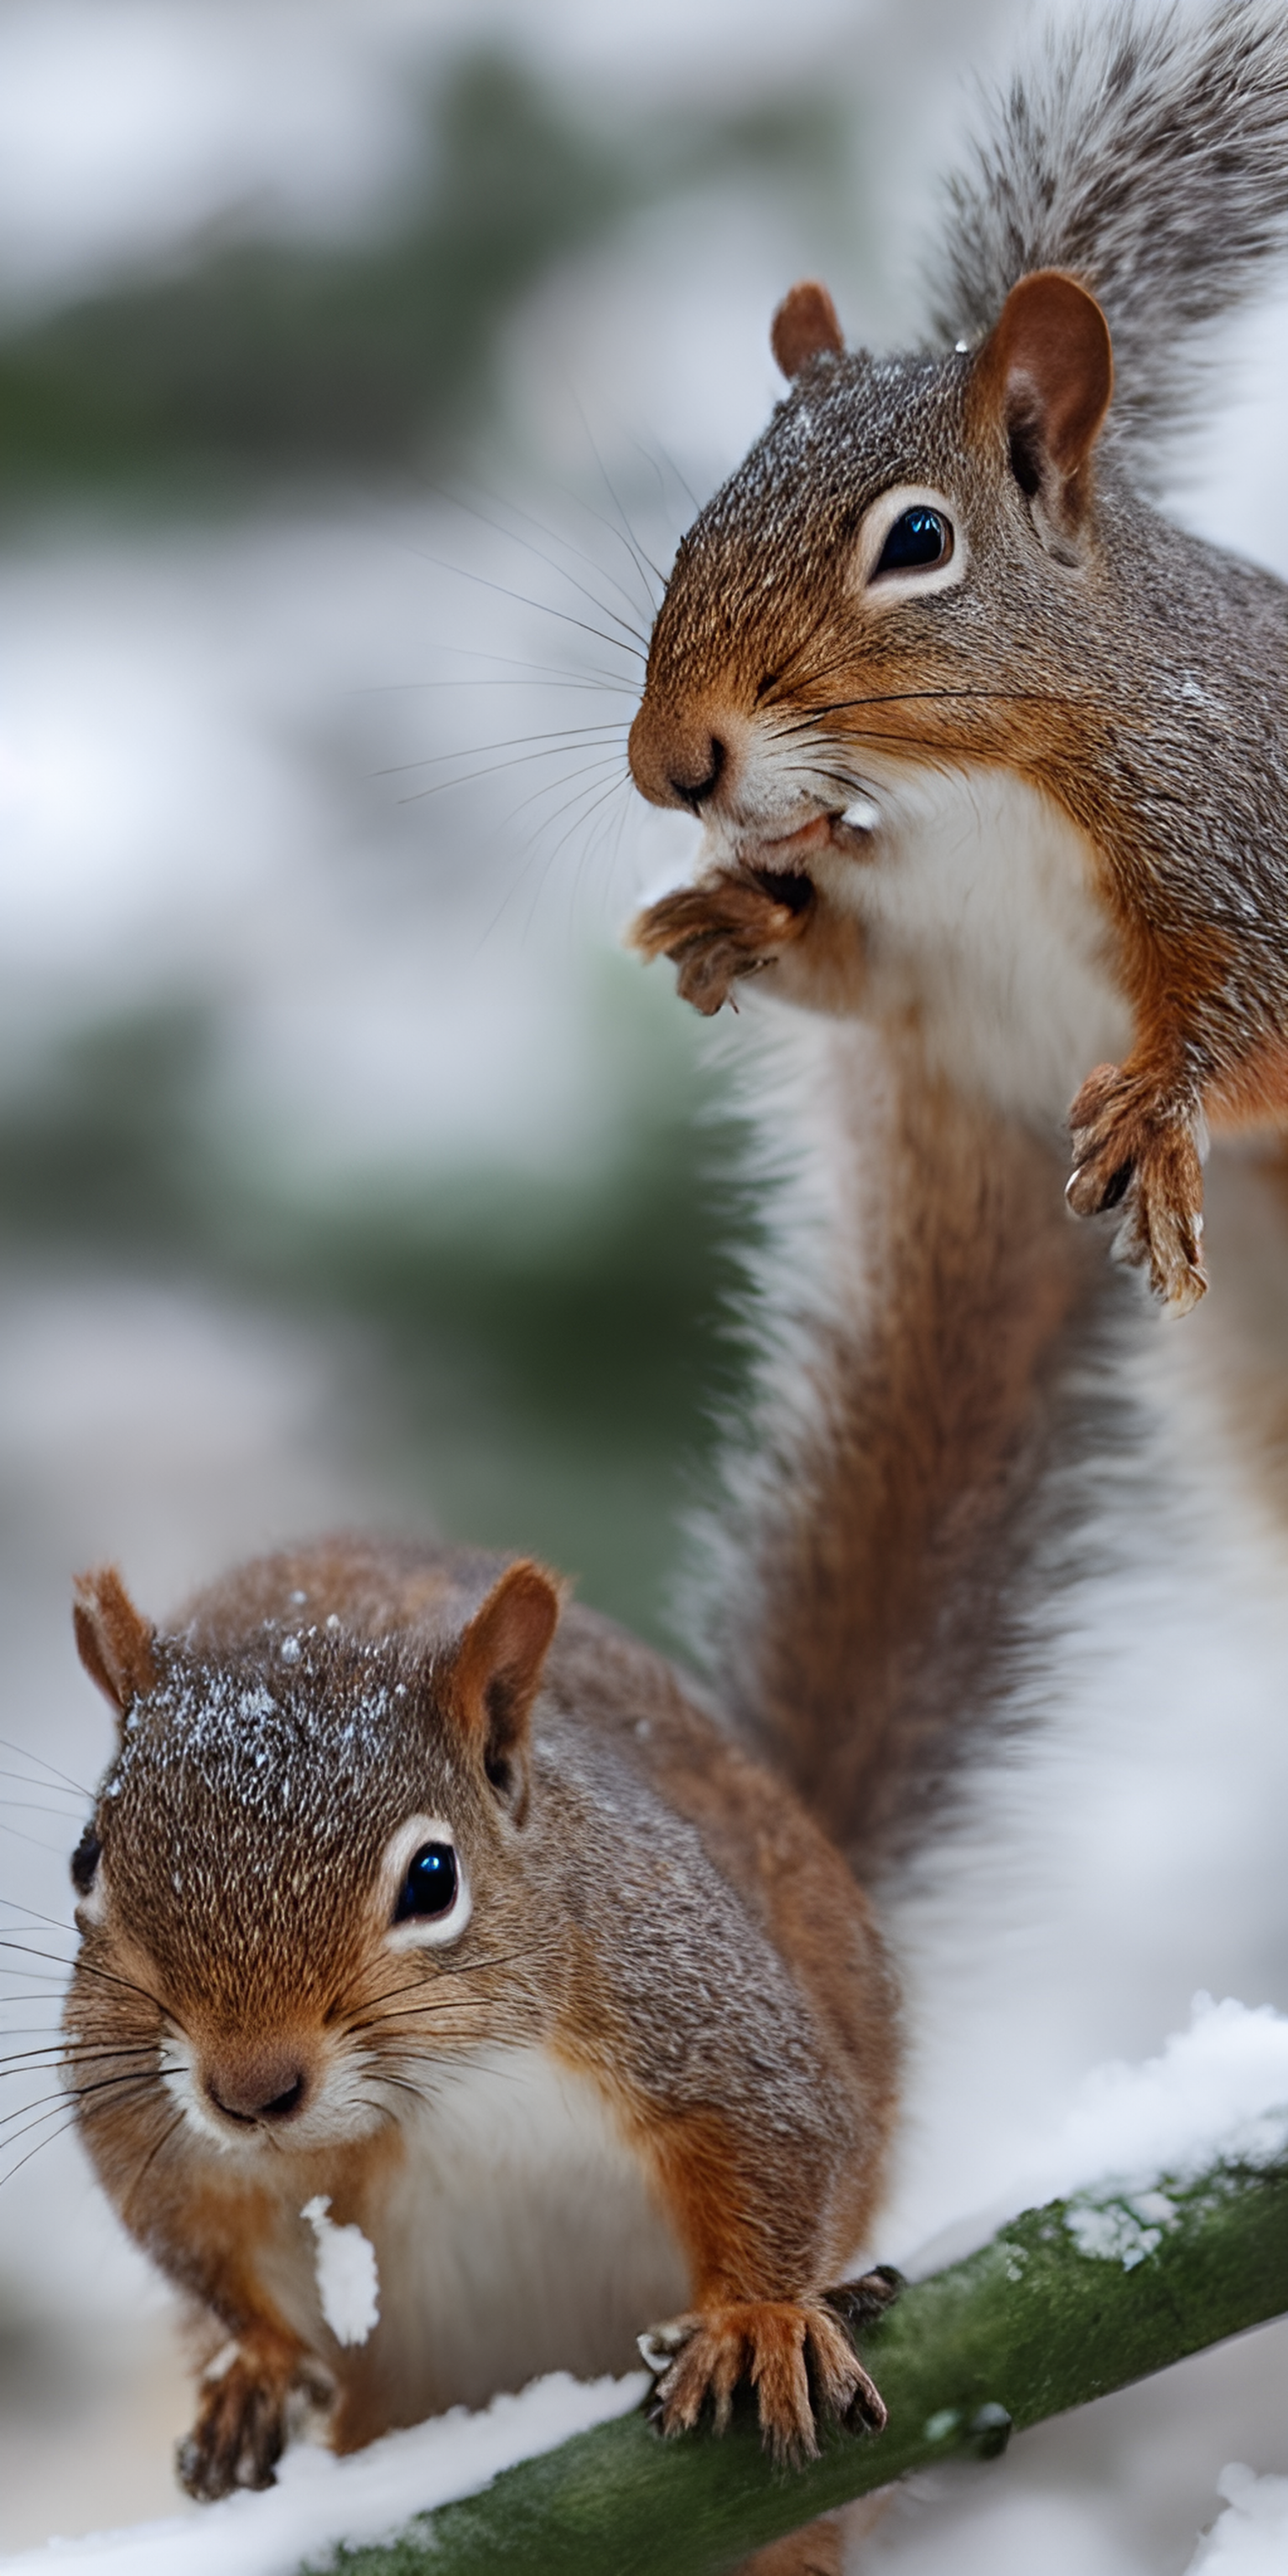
[0,1820,80,1857]
[375,721,626,784]
[396,746,623,812]
[0,2075,157,2158]
[464,767,629,955]
[0,2115,86,2192]
[520,768,631,880]
[578,413,673,600]
[395,544,647,665]
[0,2041,155,2074]
[0,1738,91,1798]
[430,483,655,647]
[0,1774,86,1804]
[13,1945,170,2018]
[121,2108,187,2227]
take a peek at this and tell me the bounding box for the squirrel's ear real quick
[771,280,844,379]
[73,1567,158,1722]
[448,1561,561,1805]
[974,269,1113,548]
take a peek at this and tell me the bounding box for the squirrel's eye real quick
[873,507,950,577]
[394,1841,458,1924]
[70,1825,101,1897]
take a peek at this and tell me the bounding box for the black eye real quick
[873,507,950,577]
[394,1841,459,1924]
[70,1825,101,1898]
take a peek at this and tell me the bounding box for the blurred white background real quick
[2,0,1288,2565]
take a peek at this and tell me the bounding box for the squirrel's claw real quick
[629,872,812,1016]
[1066,1062,1208,1314]
[178,2355,287,2500]
[177,2340,327,2501]
[640,2293,887,2466]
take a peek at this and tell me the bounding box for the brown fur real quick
[771,281,844,381]
[703,1021,1114,1872]
[64,1535,900,2496]
[627,261,1288,1314]
[742,2521,844,2576]
[73,1566,158,1714]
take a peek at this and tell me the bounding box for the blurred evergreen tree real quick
[0,996,754,1641]
[0,51,845,499]
[0,40,844,1628]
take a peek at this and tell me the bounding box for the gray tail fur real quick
[927,1,1288,485]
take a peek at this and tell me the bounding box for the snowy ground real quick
[2,3,1288,2570]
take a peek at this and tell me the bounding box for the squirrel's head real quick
[628,268,1113,844]
[64,1555,560,2164]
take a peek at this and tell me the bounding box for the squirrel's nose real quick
[667,736,725,813]
[628,702,729,813]
[203,2045,310,2127]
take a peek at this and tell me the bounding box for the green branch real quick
[325,2146,1288,2575]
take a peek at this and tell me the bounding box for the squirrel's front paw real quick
[1066,1063,1208,1315]
[640,2286,888,2466]
[177,2341,325,2501]
[629,870,813,1015]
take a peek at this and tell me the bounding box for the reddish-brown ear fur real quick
[771,281,844,380]
[975,269,1113,531]
[73,1566,158,1717]
[449,1561,561,1782]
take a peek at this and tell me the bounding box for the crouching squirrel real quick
[65,1538,899,2527]
[60,1031,1104,2575]
[630,2,1288,1317]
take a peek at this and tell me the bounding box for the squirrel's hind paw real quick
[1066,1063,1208,1315]
[640,2293,886,2466]
[629,872,812,1015]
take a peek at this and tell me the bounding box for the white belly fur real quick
[335,2044,689,2418]
[809,757,1133,1119]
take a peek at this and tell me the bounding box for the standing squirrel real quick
[630,2,1288,1317]
[57,10,1265,2565]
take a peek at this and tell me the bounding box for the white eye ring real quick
[75,1861,108,1928]
[381,1815,472,1951]
[853,483,967,605]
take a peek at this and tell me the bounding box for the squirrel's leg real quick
[736,2515,845,2575]
[630,866,865,1018]
[641,2268,897,2467]
[181,2318,327,2493]
[178,2308,330,2501]
[735,2490,896,2573]
[1066,1056,1208,1314]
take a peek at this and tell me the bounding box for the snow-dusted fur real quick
[928,0,1288,485]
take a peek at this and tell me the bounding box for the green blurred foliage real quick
[0,49,847,501]
[0,39,847,1635]
[0,991,755,1643]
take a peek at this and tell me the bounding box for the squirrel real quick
[59,11,1274,2562]
[60,1027,1112,2576]
[63,1535,901,2550]
[628,1,1288,1320]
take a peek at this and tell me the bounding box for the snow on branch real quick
[3,2000,1288,2576]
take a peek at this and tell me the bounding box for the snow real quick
[898,1996,1288,2278]
[3,2002,1286,2573]
[1187,2469,1288,2573]
[300,2199,380,2350]
[2,6,1288,2569]
[0,2373,647,2576]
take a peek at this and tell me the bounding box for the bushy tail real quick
[927,1,1288,483]
[691,1024,1125,1883]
